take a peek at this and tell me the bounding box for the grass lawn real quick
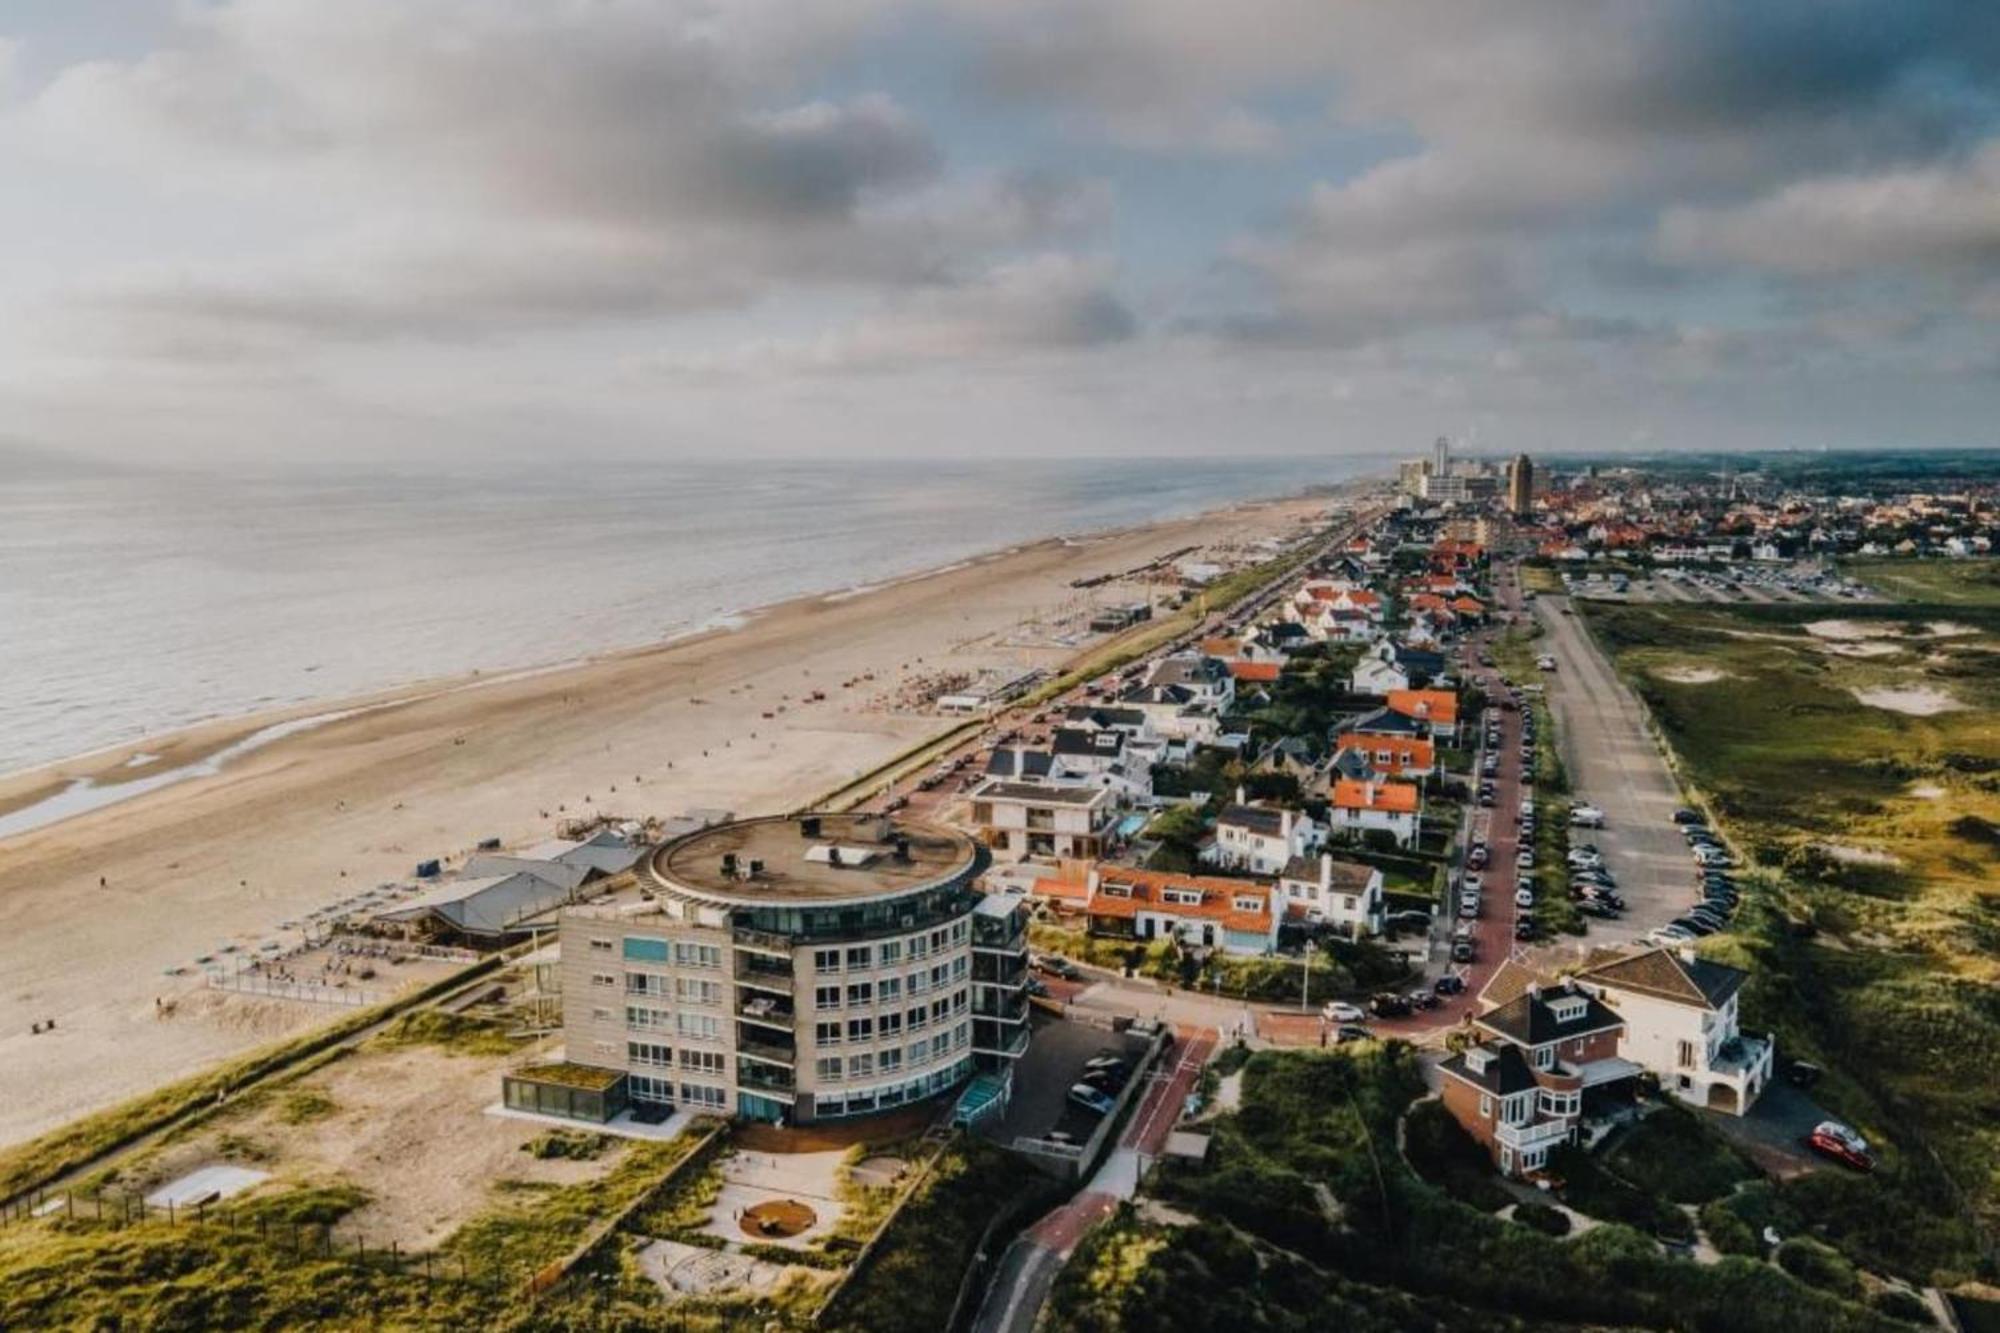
[1842,557,2000,606]
[1580,591,2000,1283]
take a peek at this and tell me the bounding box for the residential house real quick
[1078,865,1282,956]
[1332,731,1436,782]
[1350,641,1446,695]
[1575,947,1774,1116]
[1385,688,1460,743]
[1254,736,1324,785]
[1327,779,1422,848]
[1437,980,1631,1177]
[967,781,1117,863]
[1203,799,1319,875]
[1276,853,1384,937]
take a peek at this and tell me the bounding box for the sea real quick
[0,454,1383,778]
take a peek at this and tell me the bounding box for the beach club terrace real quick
[508,812,1026,1128]
[374,829,645,947]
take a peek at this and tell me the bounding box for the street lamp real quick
[1300,938,1317,1014]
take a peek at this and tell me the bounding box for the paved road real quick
[971,1026,1216,1333]
[1530,592,1692,942]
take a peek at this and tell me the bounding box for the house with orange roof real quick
[1333,731,1436,782]
[1450,595,1487,619]
[1386,687,1460,742]
[1327,779,1422,848]
[1058,863,1282,955]
[1226,659,1281,685]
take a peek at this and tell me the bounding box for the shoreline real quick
[0,483,1321,840]
[0,478,1371,1147]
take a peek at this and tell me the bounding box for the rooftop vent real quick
[801,815,823,839]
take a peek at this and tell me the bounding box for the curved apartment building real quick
[507,812,1027,1126]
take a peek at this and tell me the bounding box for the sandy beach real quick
[0,490,1338,1147]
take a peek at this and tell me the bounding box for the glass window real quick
[846,1017,873,1042]
[622,937,669,963]
[813,949,842,973]
[815,985,842,1009]
[878,941,902,965]
[849,1053,874,1078]
[846,982,872,1006]
[815,1021,841,1045]
[815,1056,843,1081]
[845,946,873,970]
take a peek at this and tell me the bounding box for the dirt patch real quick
[127,1044,621,1250]
[1655,666,1731,684]
[1909,783,1947,800]
[741,1198,817,1239]
[1817,843,1902,868]
[1927,622,1978,637]
[1850,685,1965,716]
[1805,620,1899,641]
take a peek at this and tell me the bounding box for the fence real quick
[204,971,386,1007]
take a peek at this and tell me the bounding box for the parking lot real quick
[1590,565,1882,607]
[1532,595,1695,942]
[984,1015,1150,1147]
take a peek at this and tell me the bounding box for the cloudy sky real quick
[1,1,1996,465]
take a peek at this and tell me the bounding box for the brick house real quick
[1437,981,1632,1177]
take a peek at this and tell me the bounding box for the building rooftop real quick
[648,813,980,907]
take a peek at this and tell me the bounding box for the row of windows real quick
[629,1075,727,1109]
[809,922,968,975]
[612,1006,723,1042]
[813,1024,969,1082]
[808,958,966,1009]
[625,1044,728,1074]
[811,989,967,1044]
[618,938,724,968]
[811,1056,973,1119]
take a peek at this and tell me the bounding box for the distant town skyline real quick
[1,1,1995,465]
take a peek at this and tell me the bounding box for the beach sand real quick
[0,492,1336,1147]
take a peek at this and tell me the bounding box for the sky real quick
[0,1,1996,467]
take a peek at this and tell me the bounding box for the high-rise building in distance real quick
[1506,453,1535,515]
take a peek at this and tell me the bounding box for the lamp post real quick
[1300,938,1317,1014]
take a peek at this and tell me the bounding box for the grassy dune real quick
[1583,594,2000,1282]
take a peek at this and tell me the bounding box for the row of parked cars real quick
[1065,1050,1132,1117]
[1647,809,1740,945]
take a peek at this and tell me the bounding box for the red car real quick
[1804,1121,1875,1172]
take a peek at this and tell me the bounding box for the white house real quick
[967,780,1117,864]
[1327,779,1422,849]
[1202,797,1319,875]
[1349,641,1446,695]
[1575,947,1774,1117]
[1276,853,1384,937]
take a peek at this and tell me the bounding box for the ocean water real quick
[0,455,1377,776]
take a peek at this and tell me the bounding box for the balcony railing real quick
[737,994,796,1029]
[971,991,1030,1024]
[972,1023,1031,1058]
[734,960,795,994]
[1495,1117,1573,1150]
[738,1065,796,1097]
[732,927,794,957]
[736,1036,797,1068]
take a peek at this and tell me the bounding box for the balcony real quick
[738,1064,797,1100]
[734,958,795,994]
[972,1022,1031,1058]
[1495,1116,1574,1151]
[971,990,1030,1024]
[736,1035,797,1068]
[972,953,1029,989]
[732,927,793,957]
[737,993,796,1030]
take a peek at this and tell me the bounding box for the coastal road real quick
[1531,592,1692,941]
[971,1025,1217,1333]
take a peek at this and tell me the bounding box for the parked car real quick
[1433,974,1467,996]
[1034,954,1082,980]
[1673,808,1707,826]
[1386,910,1433,933]
[1516,849,1535,869]
[1333,1024,1374,1045]
[1370,992,1412,1018]
[1451,938,1476,963]
[1669,916,1718,936]
[1080,1067,1126,1095]
[1804,1121,1875,1172]
[1083,1053,1128,1074]
[1321,1001,1366,1023]
[1067,1084,1117,1116]
[1514,887,1535,908]
[1570,804,1606,827]
[1406,989,1441,1011]
[1647,925,1695,945]
[1514,918,1538,940]
[1578,900,1620,919]
[1784,1060,1823,1089]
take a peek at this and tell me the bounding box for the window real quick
[1234,896,1261,912]
[1677,1039,1697,1068]
[878,941,903,965]
[676,1012,720,1042]
[930,997,950,1022]
[845,945,873,970]
[907,1005,927,1031]
[815,1056,843,1081]
[625,1005,670,1030]
[815,1021,841,1045]
[878,977,902,1002]
[589,938,614,954]
[909,971,929,996]
[1163,888,1202,906]
[930,928,949,952]
[591,972,617,988]
[879,1048,902,1073]
[846,1017,873,1042]
[630,1075,673,1104]
[625,973,667,997]
[951,989,968,1014]
[814,985,842,1009]
[679,1049,725,1075]
[907,1041,929,1067]
[679,1083,727,1109]
[813,949,842,973]
[879,1012,902,1037]
[845,982,873,1006]
[591,1007,613,1023]
[628,1041,672,1066]
[1478,1093,1492,1118]
[1532,1045,1554,1070]
[952,957,968,980]
[908,936,929,960]
[931,1032,952,1058]
[622,937,668,963]
[848,1052,874,1078]
[1100,881,1132,899]
[675,977,721,1006]
[930,964,949,988]
[673,941,721,969]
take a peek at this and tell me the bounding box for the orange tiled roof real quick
[1387,688,1459,727]
[1029,875,1093,905]
[1335,733,1435,772]
[1228,660,1281,683]
[1331,779,1420,814]
[1451,596,1486,615]
[1083,865,1276,934]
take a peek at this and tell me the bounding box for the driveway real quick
[1530,592,1694,941]
[1700,1081,1835,1180]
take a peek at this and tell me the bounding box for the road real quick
[971,1026,1216,1333]
[1529,590,1692,942]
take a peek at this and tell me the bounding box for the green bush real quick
[1402,1100,1512,1212]
[1513,1200,1571,1237]
[521,1129,612,1161]
[1699,1198,1763,1257]
[1605,1105,1755,1204]
[1871,1287,1933,1324]
[1776,1237,1864,1299]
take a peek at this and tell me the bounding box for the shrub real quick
[521,1129,611,1161]
[1700,1198,1763,1257]
[275,1090,336,1126]
[1401,1099,1512,1213]
[1776,1237,1864,1299]
[1513,1200,1571,1237]
[1871,1287,1933,1324]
